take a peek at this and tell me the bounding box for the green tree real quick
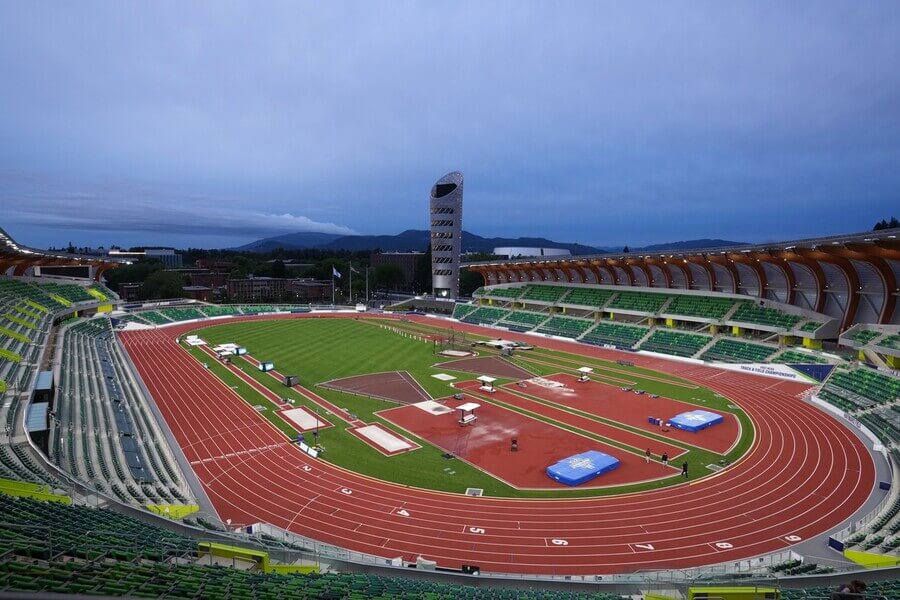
[104,260,164,289]
[373,264,405,291]
[459,268,483,297]
[873,217,899,231]
[270,260,287,279]
[140,271,187,300]
[412,245,432,294]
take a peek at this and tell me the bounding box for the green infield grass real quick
[182,317,754,498]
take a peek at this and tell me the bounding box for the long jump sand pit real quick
[433,356,533,380]
[279,406,332,432]
[348,423,419,456]
[318,371,432,404]
[379,394,679,489]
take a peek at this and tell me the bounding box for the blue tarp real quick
[789,364,835,382]
[669,409,724,433]
[546,450,619,486]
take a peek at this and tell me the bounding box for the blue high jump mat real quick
[669,409,724,433]
[546,450,619,486]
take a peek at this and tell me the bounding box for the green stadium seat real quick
[638,329,711,357]
[535,316,594,338]
[773,350,827,364]
[729,303,801,330]
[476,286,526,300]
[461,306,510,325]
[700,338,777,363]
[520,285,571,304]
[663,295,736,320]
[451,304,478,320]
[499,310,548,331]
[561,287,614,308]
[607,291,668,314]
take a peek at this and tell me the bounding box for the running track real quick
[119,314,876,575]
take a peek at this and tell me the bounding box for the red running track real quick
[119,314,876,575]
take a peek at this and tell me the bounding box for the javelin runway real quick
[119,314,876,575]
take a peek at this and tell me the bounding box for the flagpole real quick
[331,269,335,306]
[349,260,352,305]
[365,266,369,305]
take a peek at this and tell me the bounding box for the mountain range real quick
[236,230,743,255]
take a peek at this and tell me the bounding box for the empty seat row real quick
[477,286,525,299]
[607,291,668,313]
[521,285,570,303]
[772,350,828,364]
[535,316,594,339]
[581,322,648,348]
[452,303,478,320]
[729,303,801,329]
[639,329,710,357]
[461,307,510,325]
[561,287,614,307]
[663,295,736,320]
[700,338,777,363]
[828,369,900,405]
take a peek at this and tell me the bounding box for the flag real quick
[350,265,360,274]
[332,266,341,279]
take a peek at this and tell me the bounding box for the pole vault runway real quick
[119,314,876,575]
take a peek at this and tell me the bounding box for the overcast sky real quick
[1,1,898,249]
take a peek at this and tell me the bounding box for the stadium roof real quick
[467,229,899,265]
[465,228,900,328]
[0,226,130,280]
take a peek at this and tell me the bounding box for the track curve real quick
[119,314,875,575]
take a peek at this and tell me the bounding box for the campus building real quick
[370,251,425,289]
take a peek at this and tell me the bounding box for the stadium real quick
[0,189,898,600]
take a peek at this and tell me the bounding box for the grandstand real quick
[466,229,899,332]
[521,284,571,304]
[607,290,669,313]
[729,302,801,330]
[772,350,830,364]
[662,294,736,320]
[700,338,778,363]
[461,306,510,325]
[534,315,594,338]
[581,321,649,348]
[116,304,313,328]
[54,318,193,506]
[455,282,838,367]
[824,368,900,409]
[1,221,899,596]
[498,309,548,331]
[639,329,711,358]
[563,286,614,308]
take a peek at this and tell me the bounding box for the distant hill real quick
[237,231,343,251]
[629,239,745,253]
[237,230,745,255]
[238,229,602,254]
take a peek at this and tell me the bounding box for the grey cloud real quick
[1,171,356,239]
[0,1,898,248]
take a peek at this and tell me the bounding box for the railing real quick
[244,521,809,584]
[833,454,898,543]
